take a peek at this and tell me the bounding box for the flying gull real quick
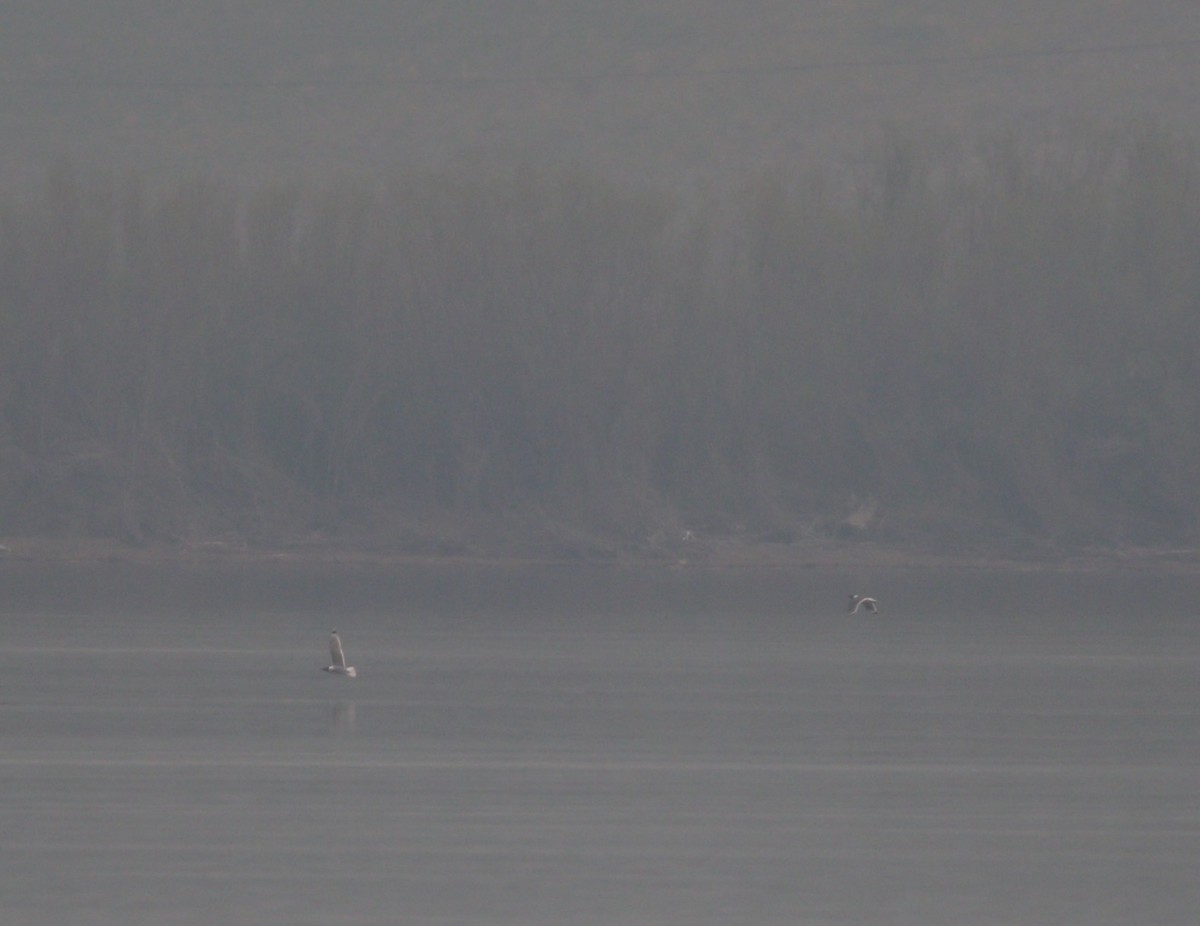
[323,630,358,678]
[847,594,879,615]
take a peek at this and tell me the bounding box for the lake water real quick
[1,562,1197,925]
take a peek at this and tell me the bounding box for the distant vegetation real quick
[2,124,1199,556]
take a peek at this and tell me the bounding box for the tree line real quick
[2,124,1199,555]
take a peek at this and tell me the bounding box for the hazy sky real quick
[3,3,1200,186]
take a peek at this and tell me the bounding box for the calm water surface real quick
[1,563,1198,925]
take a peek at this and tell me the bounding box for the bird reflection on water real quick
[331,700,356,735]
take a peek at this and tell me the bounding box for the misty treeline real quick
[2,125,1199,553]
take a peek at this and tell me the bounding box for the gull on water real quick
[323,630,357,678]
[847,594,879,614]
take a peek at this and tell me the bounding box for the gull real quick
[847,594,879,615]
[323,630,357,678]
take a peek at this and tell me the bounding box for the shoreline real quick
[4,535,1200,574]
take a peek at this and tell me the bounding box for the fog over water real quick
[4,7,1200,921]
[4,7,1200,549]
[4,4,1200,187]
[2,564,1197,925]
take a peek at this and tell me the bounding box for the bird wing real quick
[330,632,347,668]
